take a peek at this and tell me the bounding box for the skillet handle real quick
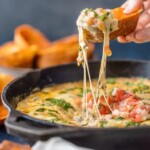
[5,112,82,141]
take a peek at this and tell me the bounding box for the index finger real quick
[123,0,143,14]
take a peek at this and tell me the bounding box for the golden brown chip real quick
[0,73,14,93]
[0,74,14,125]
[36,34,94,68]
[14,24,51,49]
[85,7,142,42]
[0,140,31,150]
[0,42,37,68]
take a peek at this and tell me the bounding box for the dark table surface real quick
[0,0,150,145]
[0,125,27,144]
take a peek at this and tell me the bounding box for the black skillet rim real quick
[2,59,150,132]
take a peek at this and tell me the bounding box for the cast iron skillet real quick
[2,60,150,150]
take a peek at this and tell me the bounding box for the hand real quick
[117,0,150,43]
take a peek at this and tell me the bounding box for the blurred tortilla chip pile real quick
[0,73,14,125]
[0,24,94,68]
[0,140,31,150]
[84,7,142,42]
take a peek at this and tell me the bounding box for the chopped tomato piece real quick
[87,92,93,101]
[88,101,93,109]
[99,104,111,114]
[125,96,139,106]
[115,89,132,101]
[129,107,143,122]
[75,98,82,107]
[87,18,94,25]
[104,45,112,56]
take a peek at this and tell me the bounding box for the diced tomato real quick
[125,96,139,106]
[100,96,106,105]
[99,95,114,105]
[87,18,94,25]
[87,92,93,102]
[115,89,132,101]
[115,89,125,101]
[129,107,143,122]
[88,101,93,109]
[99,104,111,114]
[75,98,82,107]
[104,45,112,56]
[108,95,115,104]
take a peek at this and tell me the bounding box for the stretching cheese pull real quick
[77,8,118,125]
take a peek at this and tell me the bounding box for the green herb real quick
[59,91,67,94]
[98,104,101,109]
[33,113,38,115]
[138,83,149,90]
[48,109,58,113]
[78,46,82,51]
[133,88,139,93]
[110,27,113,32]
[51,118,61,123]
[99,121,107,128]
[133,83,149,94]
[126,121,140,127]
[115,117,124,121]
[45,98,74,110]
[124,82,134,86]
[48,112,58,118]
[109,89,114,96]
[41,91,49,94]
[77,88,91,97]
[77,93,83,97]
[83,8,91,15]
[36,108,46,112]
[88,8,94,11]
[94,12,98,17]
[107,78,116,84]
[67,87,82,91]
[100,11,110,21]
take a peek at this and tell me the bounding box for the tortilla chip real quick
[85,7,142,42]
[0,73,14,125]
[36,34,94,68]
[0,140,31,150]
[14,24,51,48]
[0,42,37,68]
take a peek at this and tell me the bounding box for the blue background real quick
[0,0,149,60]
[0,0,150,143]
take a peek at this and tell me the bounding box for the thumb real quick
[123,0,143,14]
[135,26,150,42]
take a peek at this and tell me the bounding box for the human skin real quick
[117,0,150,43]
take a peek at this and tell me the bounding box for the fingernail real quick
[135,32,143,40]
[126,36,131,41]
[123,6,132,14]
[117,38,122,43]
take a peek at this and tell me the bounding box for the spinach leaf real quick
[124,82,134,86]
[77,88,91,97]
[45,98,74,111]
[48,112,58,118]
[100,12,110,21]
[48,109,58,113]
[133,83,149,94]
[115,117,124,121]
[126,121,139,127]
[99,121,107,128]
[107,78,116,84]
[36,108,46,112]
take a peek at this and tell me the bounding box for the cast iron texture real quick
[2,60,150,150]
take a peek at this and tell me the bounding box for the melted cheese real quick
[16,78,150,128]
[76,8,118,125]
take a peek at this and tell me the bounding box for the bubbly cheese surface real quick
[76,8,119,124]
[16,77,150,128]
